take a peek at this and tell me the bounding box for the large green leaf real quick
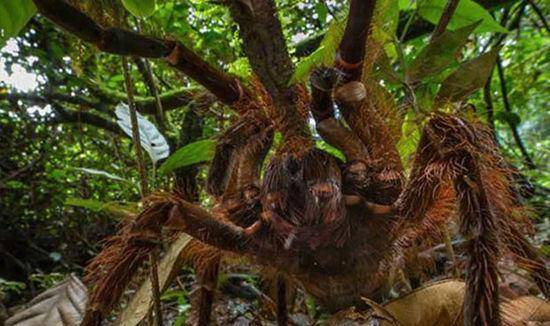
[121,0,156,18]
[158,139,216,174]
[0,0,36,47]
[407,21,480,83]
[397,110,421,167]
[418,0,508,34]
[434,47,500,106]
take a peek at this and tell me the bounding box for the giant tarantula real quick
[30,0,549,325]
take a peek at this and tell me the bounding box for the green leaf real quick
[291,15,346,84]
[228,57,251,79]
[314,2,328,23]
[434,47,500,106]
[407,21,480,83]
[121,0,156,18]
[158,139,216,175]
[65,198,137,217]
[418,0,508,34]
[0,0,36,47]
[316,140,345,161]
[397,111,421,166]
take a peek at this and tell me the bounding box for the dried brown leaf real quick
[5,275,87,326]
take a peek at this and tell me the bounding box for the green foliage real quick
[417,0,508,34]
[397,111,422,167]
[121,0,156,18]
[0,0,36,46]
[407,21,480,83]
[0,278,26,296]
[29,273,65,291]
[65,198,138,218]
[161,288,191,326]
[435,47,500,106]
[291,16,346,84]
[158,139,216,175]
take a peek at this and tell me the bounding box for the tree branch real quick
[228,0,312,150]
[32,0,242,104]
[430,0,460,40]
[49,103,123,135]
[1,89,201,115]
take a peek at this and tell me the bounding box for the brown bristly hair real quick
[82,192,177,326]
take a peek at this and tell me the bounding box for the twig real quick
[136,20,167,133]
[430,0,460,41]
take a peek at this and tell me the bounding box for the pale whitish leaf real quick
[75,167,126,181]
[5,275,87,326]
[0,0,36,47]
[121,0,156,18]
[407,21,480,83]
[115,103,170,164]
[418,0,508,34]
[116,234,192,326]
[158,139,216,174]
[434,47,500,106]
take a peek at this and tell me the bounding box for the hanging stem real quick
[121,57,149,196]
[483,70,498,143]
[495,55,536,169]
[122,57,163,325]
[136,20,166,133]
